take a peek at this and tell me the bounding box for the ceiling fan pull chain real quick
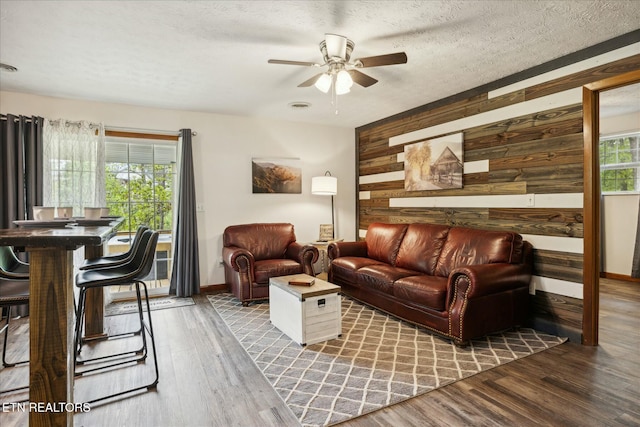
[332,75,339,114]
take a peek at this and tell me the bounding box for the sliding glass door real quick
[104,137,177,300]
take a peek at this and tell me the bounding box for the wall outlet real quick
[218,256,224,265]
[196,203,205,212]
[526,194,535,207]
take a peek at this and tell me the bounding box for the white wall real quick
[602,194,639,275]
[1,91,356,285]
[600,111,640,276]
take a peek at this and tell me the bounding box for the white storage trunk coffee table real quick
[269,274,341,346]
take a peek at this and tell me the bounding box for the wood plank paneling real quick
[490,208,583,224]
[464,105,583,147]
[530,290,583,336]
[359,159,403,176]
[356,44,640,341]
[489,163,583,183]
[525,54,640,100]
[466,133,583,163]
[363,182,527,197]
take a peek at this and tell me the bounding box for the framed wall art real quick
[251,157,302,194]
[318,224,334,241]
[404,132,463,191]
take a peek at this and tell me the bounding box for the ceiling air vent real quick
[288,102,311,110]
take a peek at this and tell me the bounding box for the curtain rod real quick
[0,114,41,123]
[46,118,102,128]
[1,115,196,136]
[105,125,197,136]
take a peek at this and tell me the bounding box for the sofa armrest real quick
[222,246,255,272]
[328,241,368,260]
[286,242,319,267]
[448,263,532,300]
[447,263,532,343]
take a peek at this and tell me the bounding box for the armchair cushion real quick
[254,259,302,284]
[223,223,295,260]
[222,223,318,305]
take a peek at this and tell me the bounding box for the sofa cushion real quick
[357,264,418,294]
[395,223,450,274]
[365,223,408,265]
[332,257,384,271]
[331,257,385,285]
[223,223,295,261]
[254,259,302,284]
[393,275,449,311]
[434,227,523,277]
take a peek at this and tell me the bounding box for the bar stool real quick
[80,225,149,270]
[0,246,30,364]
[74,230,160,404]
[0,246,29,280]
[0,277,30,397]
[75,229,154,355]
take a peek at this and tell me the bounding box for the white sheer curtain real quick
[42,119,106,216]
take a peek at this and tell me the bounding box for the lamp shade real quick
[311,175,337,195]
[335,70,353,95]
[314,73,332,93]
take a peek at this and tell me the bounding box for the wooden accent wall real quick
[356,53,640,341]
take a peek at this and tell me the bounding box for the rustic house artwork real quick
[404,133,463,191]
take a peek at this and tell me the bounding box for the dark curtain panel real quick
[169,129,200,297]
[1,114,44,227]
[632,197,640,278]
[1,114,43,317]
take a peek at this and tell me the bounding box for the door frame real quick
[582,69,640,346]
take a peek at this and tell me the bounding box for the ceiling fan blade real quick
[297,73,325,87]
[356,52,408,68]
[268,59,320,67]
[348,70,378,88]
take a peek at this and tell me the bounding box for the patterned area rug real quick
[105,296,194,316]
[208,293,566,427]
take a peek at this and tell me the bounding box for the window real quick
[105,139,176,232]
[600,132,640,193]
[104,137,177,293]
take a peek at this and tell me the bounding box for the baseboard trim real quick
[600,272,640,283]
[201,283,229,293]
[529,317,582,344]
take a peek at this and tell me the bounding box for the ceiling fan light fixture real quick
[335,70,353,95]
[314,73,332,93]
[325,34,347,59]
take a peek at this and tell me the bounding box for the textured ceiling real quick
[1,1,639,128]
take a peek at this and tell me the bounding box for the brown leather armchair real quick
[222,223,319,306]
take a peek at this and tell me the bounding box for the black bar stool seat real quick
[0,276,30,398]
[80,225,149,271]
[74,230,160,404]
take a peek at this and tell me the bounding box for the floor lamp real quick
[311,171,337,240]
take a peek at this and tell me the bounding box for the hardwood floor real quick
[1,278,638,426]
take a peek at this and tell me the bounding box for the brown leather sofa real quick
[223,223,319,306]
[328,223,533,345]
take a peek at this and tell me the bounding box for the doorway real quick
[582,70,640,346]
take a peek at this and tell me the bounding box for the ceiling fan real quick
[268,33,407,96]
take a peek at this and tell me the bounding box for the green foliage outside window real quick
[105,162,175,232]
[599,134,640,193]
